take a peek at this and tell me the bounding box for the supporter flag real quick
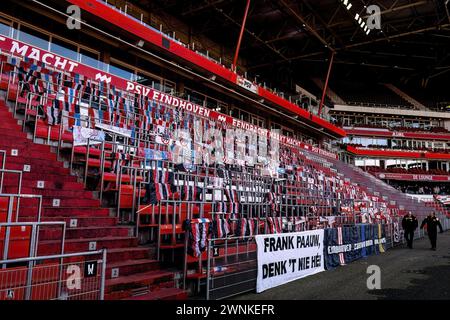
[435,195,450,205]
[324,224,386,270]
[46,100,61,126]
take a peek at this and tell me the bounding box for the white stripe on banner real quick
[73,126,105,146]
[95,123,132,138]
[256,230,325,293]
[337,227,345,265]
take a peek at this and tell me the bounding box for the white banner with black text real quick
[256,230,325,293]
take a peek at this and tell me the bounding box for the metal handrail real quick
[1,221,66,270]
[0,248,107,300]
[0,193,43,223]
[0,168,23,196]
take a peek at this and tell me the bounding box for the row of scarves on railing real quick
[324,224,386,269]
[10,56,111,102]
[183,216,308,257]
[138,163,358,212]
[9,57,189,138]
[10,57,139,133]
[7,56,70,95]
[71,131,385,218]
[183,215,340,257]
[281,166,368,201]
[8,56,246,158]
[140,164,243,204]
[7,57,394,216]
[339,204,393,224]
[12,56,225,145]
[7,61,401,217]
[9,56,342,175]
[7,55,344,180]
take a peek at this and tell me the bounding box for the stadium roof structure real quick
[145,0,450,87]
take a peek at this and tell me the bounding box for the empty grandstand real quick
[0,0,449,302]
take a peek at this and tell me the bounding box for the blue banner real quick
[323,224,386,270]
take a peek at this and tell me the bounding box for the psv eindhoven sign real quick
[0,35,337,160]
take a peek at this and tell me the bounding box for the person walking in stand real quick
[402,211,418,249]
[420,212,444,250]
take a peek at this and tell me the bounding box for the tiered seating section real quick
[330,81,413,109]
[344,123,450,134]
[394,126,449,134]
[365,166,449,176]
[364,145,450,153]
[0,50,447,297]
[399,85,450,112]
[390,183,450,196]
[341,143,450,154]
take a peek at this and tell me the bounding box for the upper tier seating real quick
[344,143,450,154]
[398,85,450,112]
[364,166,449,176]
[330,81,413,108]
[348,123,450,134]
[392,126,449,133]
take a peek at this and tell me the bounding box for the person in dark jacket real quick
[420,212,444,250]
[402,211,418,249]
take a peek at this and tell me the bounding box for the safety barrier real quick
[0,193,43,223]
[1,221,66,265]
[0,168,23,196]
[0,151,5,192]
[206,235,257,300]
[0,249,106,300]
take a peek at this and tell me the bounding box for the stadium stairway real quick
[329,158,447,219]
[0,96,187,300]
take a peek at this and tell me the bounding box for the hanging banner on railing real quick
[393,222,401,243]
[95,123,132,138]
[256,230,325,293]
[323,224,386,270]
[73,126,105,146]
[434,195,450,205]
[144,148,169,161]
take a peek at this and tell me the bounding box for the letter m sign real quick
[84,261,98,278]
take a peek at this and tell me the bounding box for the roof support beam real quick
[248,24,450,70]
[277,0,335,52]
[362,1,428,18]
[345,24,450,49]
[181,0,227,16]
[212,1,290,63]
[232,0,251,68]
[328,0,428,28]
